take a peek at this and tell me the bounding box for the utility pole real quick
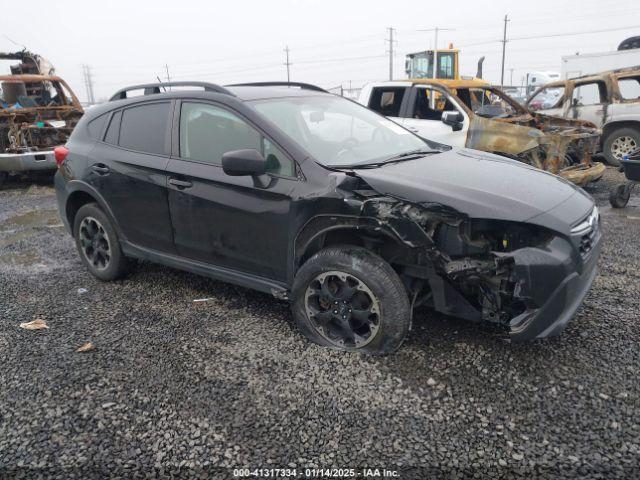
[417,27,455,78]
[82,64,95,105]
[283,45,291,83]
[500,14,510,88]
[386,27,395,80]
[165,64,171,83]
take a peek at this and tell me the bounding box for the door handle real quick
[407,127,419,133]
[91,163,110,175]
[169,178,193,189]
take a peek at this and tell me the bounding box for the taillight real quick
[54,146,69,167]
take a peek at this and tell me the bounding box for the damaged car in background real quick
[55,81,601,354]
[359,79,605,186]
[0,50,84,185]
[527,66,640,166]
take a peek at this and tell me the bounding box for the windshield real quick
[251,95,431,167]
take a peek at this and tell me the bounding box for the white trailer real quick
[561,49,640,79]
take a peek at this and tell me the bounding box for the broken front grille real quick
[579,226,598,257]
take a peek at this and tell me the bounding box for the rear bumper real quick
[0,151,56,172]
[508,231,601,341]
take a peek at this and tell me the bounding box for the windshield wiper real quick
[343,148,441,169]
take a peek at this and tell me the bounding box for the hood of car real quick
[352,148,593,230]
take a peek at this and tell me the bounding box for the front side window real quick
[179,102,293,176]
[252,95,432,167]
[411,87,459,120]
[118,102,169,155]
[572,82,604,106]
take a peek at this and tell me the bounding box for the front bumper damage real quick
[357,194,601,341]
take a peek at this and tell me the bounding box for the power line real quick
[509,24,640,41]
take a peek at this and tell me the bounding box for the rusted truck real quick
[358,79,605,186]
[527,67,640,166]
[0,51,84,185]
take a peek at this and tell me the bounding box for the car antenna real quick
[156,76,167,92]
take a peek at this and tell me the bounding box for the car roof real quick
[225,85,329,101]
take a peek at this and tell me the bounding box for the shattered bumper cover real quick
[507,229,601,341]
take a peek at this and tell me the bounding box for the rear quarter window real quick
[618,77,640,100]
[118,102,170,155]
[86,113,108,140]
[104,110,122,144]
[368,87,407,117]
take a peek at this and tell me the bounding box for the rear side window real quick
[104,110,122,144]
[86,114,107,140]
[118,102,170,155]
[618,77,640,100]
[368,87,407,117]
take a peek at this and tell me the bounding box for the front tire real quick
[604,127,640,166]
[292,246,411,355]
[73,203,129,281]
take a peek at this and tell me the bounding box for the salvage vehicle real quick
[527,67,640,166]
[54,81,601,354]
[358,79,605,186]
[0,50,83,185]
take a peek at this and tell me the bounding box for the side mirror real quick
[222,149,266,176]
[441,110,464,131]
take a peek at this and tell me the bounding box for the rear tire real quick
[291,246,411,355]
[609,183,632,208]
[603,127,640,166]
[73,203,130,281]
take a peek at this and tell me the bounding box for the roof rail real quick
[109,81,235,101]
[226,81,328,93]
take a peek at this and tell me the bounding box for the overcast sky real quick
[2,0,639,102]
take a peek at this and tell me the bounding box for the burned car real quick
[0,50,83,184]
[359,79,605,186]
[527,67,640,166]
[55,81,601,354]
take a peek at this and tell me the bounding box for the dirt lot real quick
[0,168,639,479]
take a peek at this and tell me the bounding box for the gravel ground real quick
[0,168,639,479]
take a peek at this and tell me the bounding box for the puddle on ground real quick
[0,209,60,230]
[0,207,67,274]
[0,249,43,267]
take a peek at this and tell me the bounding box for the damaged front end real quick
[1,51,83,174]
[354,192,601,340]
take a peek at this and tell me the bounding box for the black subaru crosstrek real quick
[54,81,601,354]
